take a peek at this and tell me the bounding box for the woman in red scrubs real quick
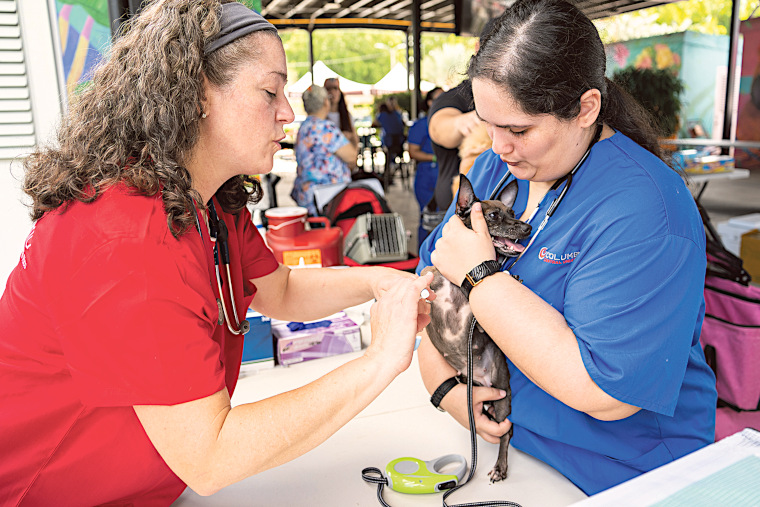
[0,2,433,505]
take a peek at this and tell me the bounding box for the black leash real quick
[361,317,522,507]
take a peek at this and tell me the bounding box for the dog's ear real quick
[456,174,478,217]
[498,180,519,209]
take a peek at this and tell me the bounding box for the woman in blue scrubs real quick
[416,0,717,496]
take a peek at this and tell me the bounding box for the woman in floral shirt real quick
[291,85,357,215]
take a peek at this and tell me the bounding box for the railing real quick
[660,138,760,150]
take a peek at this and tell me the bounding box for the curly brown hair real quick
[23,0,274,236]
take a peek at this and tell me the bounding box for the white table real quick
[173,349,587,507]
[683,168,750,200]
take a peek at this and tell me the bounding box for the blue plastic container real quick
[242,309,273,365]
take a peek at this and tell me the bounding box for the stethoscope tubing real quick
[196,199,249,336]
[491,124,601,272]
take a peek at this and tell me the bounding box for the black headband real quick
[204,2,277,55]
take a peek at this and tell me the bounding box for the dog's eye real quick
[488,211,499,220]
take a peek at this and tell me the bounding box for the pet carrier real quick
[343,213,408,264]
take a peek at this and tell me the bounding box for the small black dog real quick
[422,174,531,482]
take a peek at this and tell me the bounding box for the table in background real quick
[662,138,756,201]
[684,168,750,201]
[173,349,587,507]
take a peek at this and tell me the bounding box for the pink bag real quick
[700,275,760,440]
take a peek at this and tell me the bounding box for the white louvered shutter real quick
[0,0,34,154]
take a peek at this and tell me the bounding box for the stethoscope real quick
[494,123,603,273]
[194,199,250,335]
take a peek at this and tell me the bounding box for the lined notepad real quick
[571,428,760,507]
[652,455,760,506]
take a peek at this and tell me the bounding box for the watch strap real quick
[461,260,502,298]
[430,376,459,411]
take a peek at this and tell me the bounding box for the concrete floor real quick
[267,151,760,257]
[689,168,760,225]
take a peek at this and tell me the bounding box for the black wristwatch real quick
[430,377,459,411]
[460,260,502,298]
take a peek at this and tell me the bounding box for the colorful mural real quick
[736,18,760,169]
[240,0,262,11]
[608,41,682,72]
[55,0,111,98]
[605,31,729,138]
[53,0,264,101]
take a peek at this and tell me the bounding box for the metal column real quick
[411,0,422,119]
[722,0,742,144]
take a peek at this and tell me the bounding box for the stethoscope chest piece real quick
[384,454,467,494]
[216,299,224,326]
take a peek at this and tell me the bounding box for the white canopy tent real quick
[287,61,373,96]
[371,63,437,94]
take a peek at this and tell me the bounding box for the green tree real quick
[281,28,477,87]
[281,29,406,84]
[595,0,760,42]
[421,33,476,88]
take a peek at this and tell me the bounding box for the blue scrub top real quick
[408,116,437,211]
[417,131,717,495]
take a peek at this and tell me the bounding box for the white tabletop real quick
[173,348,587,506]
[685,167,750,185]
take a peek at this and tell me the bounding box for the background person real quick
[408,86,443,245]
[0,2,433,505]
[324,77,360,147]
[291,85,357,215]
[425,19,498,224]
[417,0,716,496]
[372,99,406,183]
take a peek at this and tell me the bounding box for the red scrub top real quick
[0,183,278,506]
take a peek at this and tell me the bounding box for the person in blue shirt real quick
[416,0,717,496]
[408,87,443,244]
[373,99,406,178]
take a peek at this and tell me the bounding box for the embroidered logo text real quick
[538,246,579,265]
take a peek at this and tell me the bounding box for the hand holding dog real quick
[439,384,512,444]
[454,110,483,138]
[431,202,496,286]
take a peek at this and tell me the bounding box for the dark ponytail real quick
[601,78,665,162]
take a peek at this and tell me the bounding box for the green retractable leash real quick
[361,318,523,507]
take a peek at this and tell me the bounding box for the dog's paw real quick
[487,464,508,483]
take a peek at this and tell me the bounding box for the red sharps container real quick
[265,207,343,267]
